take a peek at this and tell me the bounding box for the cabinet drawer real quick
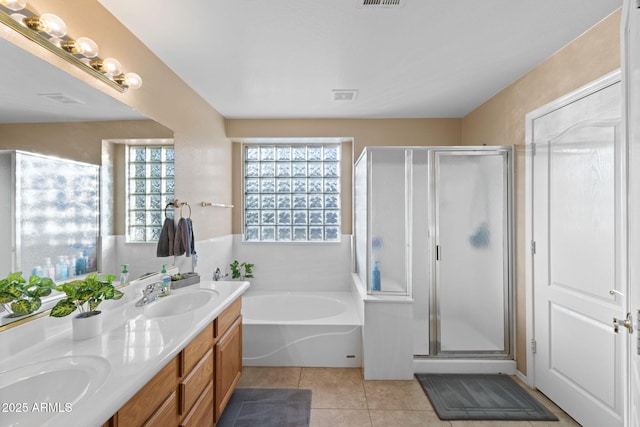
[179,381,214,427]
[179,348,214,415]
[142,391,177,427]
[117,356,178,427]
[215,297,241,340]
[181,322,213,377]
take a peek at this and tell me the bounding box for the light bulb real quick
[1,0,26,11]
[75,37,99,58]
[9,12,26,25]
[124,72,142,89]
[114,72,143,90]
[48,37,62,48]
[24,13,67,38]
[61,37,99,58]
[102,58,122,75]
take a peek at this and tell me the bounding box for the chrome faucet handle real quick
[143,282,159,295]
[213,268,227,281]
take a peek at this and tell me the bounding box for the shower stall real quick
[354,146,514,366]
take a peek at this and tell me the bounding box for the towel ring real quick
[180,202,192,219]
[164,202,174,218]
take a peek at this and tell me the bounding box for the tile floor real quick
[237,367,582,427]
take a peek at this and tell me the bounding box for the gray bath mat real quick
[217,388,311,427]
[415,374,558,421]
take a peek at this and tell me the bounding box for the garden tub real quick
[241,291,362,367]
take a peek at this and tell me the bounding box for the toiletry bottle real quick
[68,255,76,278]
[160,264,171,297]
[119,264,129,285]
[55,256,68,280]
[32,265,43,278]
[82,250,90,272]
[43,258,55,279]
[372,261,381,292]
[75,252,86,275]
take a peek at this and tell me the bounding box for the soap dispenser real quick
[119,264,129,285]
[372,261,381,292]
[159,264,171,297]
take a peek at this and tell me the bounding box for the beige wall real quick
[226,118,462,160]
[0,120,172,165]
[4,0,233,239]
[461,9,622,374]
[226,118,462,234]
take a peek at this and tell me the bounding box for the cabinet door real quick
[215,316,242,421]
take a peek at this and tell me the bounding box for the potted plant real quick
[0,272,55,317]
[229,260,254,280]
[49,273,123,340]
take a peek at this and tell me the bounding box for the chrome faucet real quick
[213,268,228,281]
[135,282,163,307]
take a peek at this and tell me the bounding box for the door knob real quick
[609,289,624,297]
[613,312,634,334]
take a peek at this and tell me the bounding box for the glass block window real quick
[244,144,340,242]
[126,146,175,242]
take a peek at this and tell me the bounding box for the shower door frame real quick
[430,147,515,358]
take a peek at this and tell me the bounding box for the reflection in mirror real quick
[0,35,173,328]
[0,36,145,124]
[0,151,100,279]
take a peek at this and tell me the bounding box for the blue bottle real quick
[372,261,381,292]
[75,252,87,275]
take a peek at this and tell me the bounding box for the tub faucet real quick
[213,268,228,281]
[135,283,162,307]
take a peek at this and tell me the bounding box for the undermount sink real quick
[143,289,219,318]
[0,356,111,426]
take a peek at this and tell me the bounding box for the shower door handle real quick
[436,245,441,261]
[613,312,634,334]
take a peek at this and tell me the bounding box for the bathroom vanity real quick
[104,297,242,426]
[0,277,249,427]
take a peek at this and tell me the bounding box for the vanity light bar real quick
[0,3,142,92]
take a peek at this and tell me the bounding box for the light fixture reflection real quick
[0,0,26,11]
[23,13,67,38]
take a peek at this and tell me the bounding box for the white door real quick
[623,1,640,425]
[532,77,627,427]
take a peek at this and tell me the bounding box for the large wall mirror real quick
[0,36,174,327]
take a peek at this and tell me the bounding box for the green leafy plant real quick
[229,260,254,280]
[0,272,55,317]
[50,273,123,318]
[242,262,254,278]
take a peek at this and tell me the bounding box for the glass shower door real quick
[434,150,512,355]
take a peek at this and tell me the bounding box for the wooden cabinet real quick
[180,348,214,416]
[115,356,179,426]
[106,297,242,427]
[215,316,242,421]
[180,382,214,427]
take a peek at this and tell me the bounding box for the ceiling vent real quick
[37,93,85,104]
[332,89,358,101]
[358,0,404,7]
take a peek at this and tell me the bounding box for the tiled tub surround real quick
[242,291,362,367]
[0,278,249,427]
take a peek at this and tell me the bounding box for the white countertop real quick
[0,278,250,427]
